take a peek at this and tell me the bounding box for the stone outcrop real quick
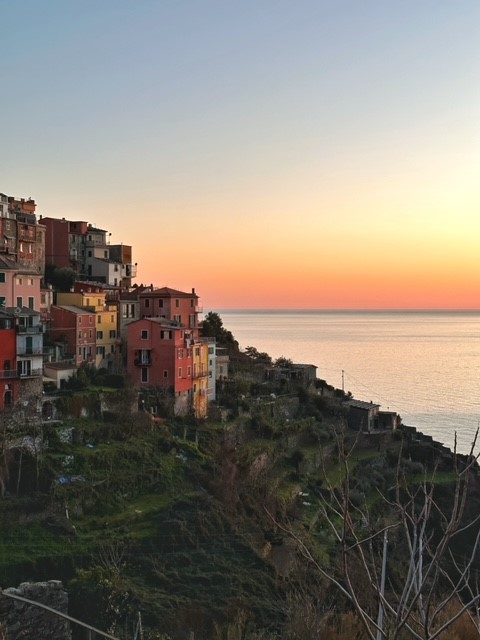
[0,580,71,640]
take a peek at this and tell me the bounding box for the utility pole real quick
[341,369,345,393]
[376,530,388,640]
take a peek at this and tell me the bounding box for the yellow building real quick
[192,340,209,418]
[56,290,118,369]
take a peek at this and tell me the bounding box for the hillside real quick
[1,355,480,639]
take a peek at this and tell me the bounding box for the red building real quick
[41,216,71,269]
[0,310,19,409]
[50,305,96,367]
[127,317,195,415]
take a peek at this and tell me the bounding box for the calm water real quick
[214,310,480,454]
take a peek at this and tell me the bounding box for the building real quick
[50,305,96,367]
[0,255,42,312]
[127,318,194,416]
[0,310,18,409]
[0,195,46,275]
[56,290,118,369]
[41,217,137,287]
[139,287,201,334]
[344,400,380,432]
[5,307,44,403]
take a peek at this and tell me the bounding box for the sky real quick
[2,0,479,309]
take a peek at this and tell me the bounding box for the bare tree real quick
[267,428,480,640]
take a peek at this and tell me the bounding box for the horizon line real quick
[207,308,480,313]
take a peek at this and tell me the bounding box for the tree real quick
[201,312,239,352]
[274,356,293,368]
[245,346,272,365]
[44,264,77,292]
[268,428,480,640]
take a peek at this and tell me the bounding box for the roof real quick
[139,286,198,298]
[52,305,96,315]
[0,255,21,270]
[5,306,40,317]
[44,362,77,371]
[87,226,107,233]
[128,316,182,329]
[344,399,381,410]
[0,255,41,275]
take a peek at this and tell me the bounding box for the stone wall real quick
[0,581,71,640]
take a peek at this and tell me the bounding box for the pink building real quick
[0,255,42,311]
[139,287,201,335]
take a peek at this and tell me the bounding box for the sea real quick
[214,310,480,455]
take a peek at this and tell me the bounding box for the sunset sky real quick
[2,1,479,309]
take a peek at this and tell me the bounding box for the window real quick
[0,297,5,307]
[175,299,179,308]
[195,348,200,357]
[161,330,171,340]
[191,298,194,307]
[177,348,184,359]
[88,250,92,257]
[29,279,34,286]
[174,314,181,323]
[0,273,5,283]
[187,366,191,376]
[144,299,150,308]
[110,330,116,338]
[178,367,182,378]
[141,329,149,340]
[89,330,93,338]
[97,316,101,324]
[28,297,34,310]
[111,315,114,323]
[141,367,148,383]
[111,345,115,353]
[209,347,214,354]
[78,331,82,339]
[159,299,163,308]
[79,316,82,324]
[16,297,23,308]
[104,250,108,258]
[163,370,168,378]
[97,331,103,339]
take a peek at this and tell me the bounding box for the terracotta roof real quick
[139,286,198,298]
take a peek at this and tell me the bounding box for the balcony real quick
[0,370,17,379]
[17,325,42,334]
[134,358,152,366]
[124,264,137,278]
[17,348,44,356]
[18,368,43,378]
